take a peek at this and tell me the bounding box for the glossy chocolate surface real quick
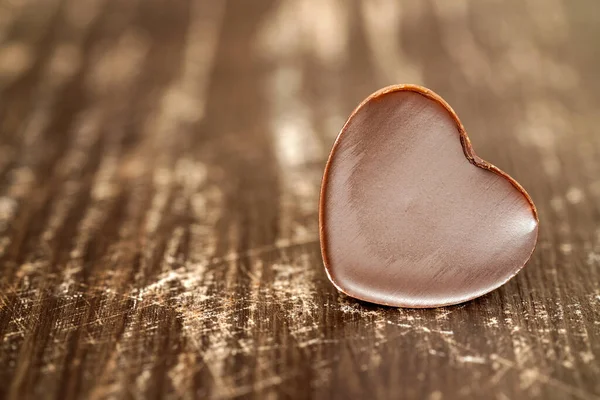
[319,85,538,308]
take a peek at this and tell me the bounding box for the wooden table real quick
[1,1,599,399]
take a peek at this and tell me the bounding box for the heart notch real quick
[319,85,538,308]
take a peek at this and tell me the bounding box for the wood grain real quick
[0,0,599,399]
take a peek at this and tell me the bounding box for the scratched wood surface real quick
[0,0,599,399]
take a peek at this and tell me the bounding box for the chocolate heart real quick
[319,85,538,308]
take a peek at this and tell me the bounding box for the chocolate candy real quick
[319,85,538,308]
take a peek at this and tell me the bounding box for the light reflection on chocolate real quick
[319,85,538,308]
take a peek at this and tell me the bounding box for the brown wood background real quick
[1,0,599,399]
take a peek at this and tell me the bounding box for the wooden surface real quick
[1,1,599,399]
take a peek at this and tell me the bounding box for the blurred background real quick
[1,1,599,399]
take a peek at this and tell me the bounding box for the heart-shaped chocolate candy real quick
[319,85,538,308]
